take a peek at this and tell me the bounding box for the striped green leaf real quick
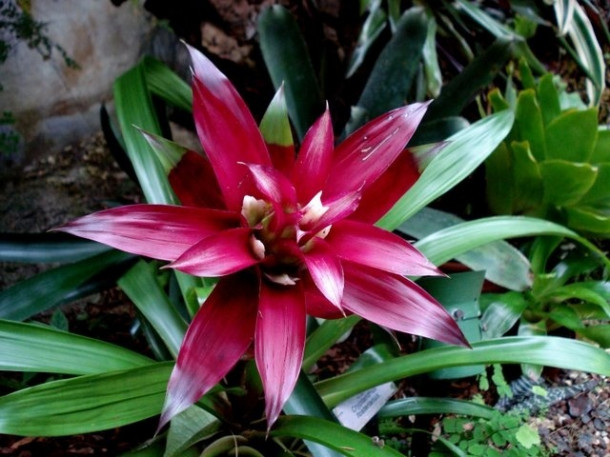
[272,416,405,457]
[0,320,152,374]
[0,363,172,436]
[378,110,514,229]
[317,336,610,407]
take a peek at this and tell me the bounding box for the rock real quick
[0,1,153,170]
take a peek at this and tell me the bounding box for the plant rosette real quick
[56,44,467,432]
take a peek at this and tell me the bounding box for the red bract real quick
[56,45,467,431]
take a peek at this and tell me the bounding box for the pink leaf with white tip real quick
[54,204,238,261]
[168,227,261,276]
[302,237,344,308]
[158,273,258,431]
[188,45,271,210]
[342,262,467,347]
[324,103,429,199]
[292,107,334,203]
[326,219,442,277]
[255,280,306,429]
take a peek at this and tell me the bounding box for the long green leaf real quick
[413,216,610,270]
[0,362,172,436]
[558,1,605,106]
[317,336,610,407]
[353,6,428,126]
[142,56,192,112]
[114,63,178,205]
[258,5,324,140]
[0,233,111,263]
[272,416,405,457]
[165,406,221,457]
[0,250,134,321]
[284,373,344,457]
[345,1,387,78]
[379,397,495,420]
[377,110,514,229]
[424,37,514,121]
[399,207,531,291]
[118,261,187,358]
[0,320,152,374]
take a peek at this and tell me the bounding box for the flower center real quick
[240,194,331,285]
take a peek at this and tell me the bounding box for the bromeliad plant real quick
[57,45,467,430]
[1,9,610,455]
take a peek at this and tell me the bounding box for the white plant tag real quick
[332,381,397,431]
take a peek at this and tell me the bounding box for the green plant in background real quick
[429,412,549,457]
[480,235,610,364]
[485,59,610,237]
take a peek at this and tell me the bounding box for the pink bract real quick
[56,45,467,431]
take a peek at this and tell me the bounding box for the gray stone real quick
[0,1,154,170]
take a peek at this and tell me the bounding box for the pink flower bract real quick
[57,45,467,431]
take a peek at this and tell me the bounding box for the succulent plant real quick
[485,60,610,237]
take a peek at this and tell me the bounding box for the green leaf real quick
[118,261,188,358]
[398,207,532,291]
[165,406,221,457]
[0,362,172,436]
[422,13,442,98]
[425,38,515,121]
[455,0,514,37]
[565,206,610,237]
[545,108,599,162]
[284,373,344,457]
[553,0,574,36]
[590,127,610,163]
[142,57,192,112]
[548,304,586,330]
[559,2,606,106]
[258,5,324,140]
[259,86,294,148]
[480,292,529,339]
[114,63,178,205]
[345,2,387,78]
[138,129,189,176]
[577,325,610,348]
[317,336,610,407]
[0,233,111,263]
[514,89,546,161]
[510,141,543,212]
[0,250,134,321]
[539,160,597,206]
[420,272,485,379]
[485,142,515,214]
[578,162,610,207]
[412,216,607,270]
[537,74,561,126]
[379,397,495,420]
[548,283,610,318]
[517,320,546,380]
[271,416,405,457]
[0,319,152,374]
[410,116,470,146]
[377,110,514,229]
[515,423,541,449]
[352,6,428,126]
